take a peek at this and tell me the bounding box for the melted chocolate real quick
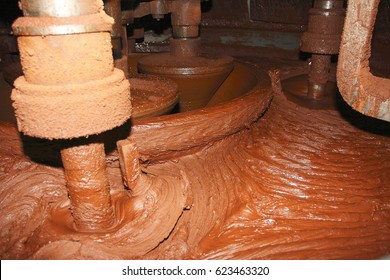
[0,58,389,259]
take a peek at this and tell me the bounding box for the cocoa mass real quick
[0,58,389,259]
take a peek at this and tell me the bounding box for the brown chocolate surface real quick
[130,74,179,119]
[0,56,389,259]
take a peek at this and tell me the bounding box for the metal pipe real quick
[337,0,390,121]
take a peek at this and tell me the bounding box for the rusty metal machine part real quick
[121,0,202,56]
[171,0,201,39]
[105,0,131,76]
[300,0,345,99]
[121,0,206,23]
[170,37,201,57]
[104,0,123,58]
[337,0,390,122]
[103,1,181,116]
[11,0,131,231]
[170,0,201,57]
[134,0,234,111]
[149,0,171,20]
[301,0,345,54]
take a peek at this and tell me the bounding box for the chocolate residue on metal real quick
[337,0,390,121]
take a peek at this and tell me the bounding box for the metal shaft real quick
[308,54,331,99]
[300,0,345,99]
[170,0,201,57]
[61,142,115,232]
[12,0,132,232]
